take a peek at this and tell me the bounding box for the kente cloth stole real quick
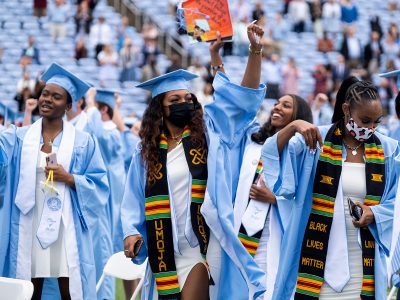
[295,120,385,300]
[238,159,264,257]
[145,128,210,299]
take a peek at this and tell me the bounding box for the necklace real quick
[343,140,363,156]
[168,136,182,146]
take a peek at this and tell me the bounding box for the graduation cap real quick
[379,69,400,88]
[136,69,198,98]
[95,89,118,110]
[0,102,17,125]
[195,19,210,32]
[41,63,91,111]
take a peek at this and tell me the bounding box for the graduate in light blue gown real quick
[81,88,126,299]
[0,63,109,299]
[121,25,267,300]
[262,77,399,300]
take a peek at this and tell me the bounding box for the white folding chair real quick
[96,252,148,300]
[0,277,34,300]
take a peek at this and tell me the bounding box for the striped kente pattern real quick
[319,142,342,165]
[296,273,324,298]
[365,144,384,163]
[364,195,381,206]
[192,179,206,204]
[238,232,258,257]
[145,196,171,220]
[311,193,335,217]
[159,133,168,149]
[361,275,374,297]
[154,271,180,295]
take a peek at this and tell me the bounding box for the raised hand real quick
[209,31,224,54]
[247,20,264,50]
[291,120,323,151]
[25,98,38,112]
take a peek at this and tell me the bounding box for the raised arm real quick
[209,31,226,76]
[23,98,38,126]
[112,93,125,132]
[241,21,264,89]
[276,120,323,153]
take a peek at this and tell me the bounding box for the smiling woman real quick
[0,63,109,300]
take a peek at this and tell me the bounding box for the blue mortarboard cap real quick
[95,89,117,110]
[379,70,400,88]
[195,19,210,32]
[0,102,17,123]
[41,63,91,105]
[136,69,198,98]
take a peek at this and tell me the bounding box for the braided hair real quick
[332,77,380,123]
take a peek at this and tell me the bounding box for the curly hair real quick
[139,93,206,185]
[251,94,313,145]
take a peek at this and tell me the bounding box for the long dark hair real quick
[395,92,400,119]
[331,76,380,123]
[251,94,313,144]
[139,93,206,184]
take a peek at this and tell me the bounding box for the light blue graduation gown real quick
[86,109,127,299]
[390,123,400,142]
[121,72,267,299]
[120,128,140,173]
[262,125,399,300]
[0,125,109,300]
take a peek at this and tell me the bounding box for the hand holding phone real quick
[123,235,143,258]
[347,197,363,221]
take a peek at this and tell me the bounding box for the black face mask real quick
[166,102,194,128]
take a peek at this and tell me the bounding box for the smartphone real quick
[133,239,144,256]
[347,197,363,221]
[46,153,58,167]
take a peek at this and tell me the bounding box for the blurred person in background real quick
[370,15,383,40]
[288,0,311,33]
[340,0,358,25]
[74,36,88,61]
[310,92,333,125]
[264,53,282,99]
[119,37,139,83]
[282,57,300,95]
[20,36,40,66]
[332,54,350,90]
[33,0,47,18]
[166,54,182,73]
[340,26,362,68]
[363,31,384,75]
[318,31,335,53]
[383,33,400,63]
[75,1,92,35]
[142,54,160,83]
[15,71,36,112]
[117,16,135,51]
[98,44,119,84]
[322,0,341,36]
[89,16,112,59]
[188,58,208,95]
[48,0,69,43]
[252,2,265,21]
[312,64,330,96]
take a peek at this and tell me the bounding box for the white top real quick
[254,212,270,272]
[166,143,204,287]
[31,148,69,278]
[320,161,366,299]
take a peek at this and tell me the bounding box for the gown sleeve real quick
[0,126,18,181]
[69,134,109,230]
[120,146,148,263]
[204,72,266,147]
[369,142,400,255]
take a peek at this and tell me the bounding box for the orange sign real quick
[181,0,233,43]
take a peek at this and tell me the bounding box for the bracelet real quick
[248,45,263,55]
[210,63,224,71]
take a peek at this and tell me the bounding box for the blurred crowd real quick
[2,0,400,134]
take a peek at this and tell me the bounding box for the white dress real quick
[151,143,219,298]
[31,147,69,278]
[320,161,366,299]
